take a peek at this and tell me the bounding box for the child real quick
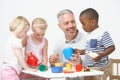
[22,18,48,80]
[79,8,115,80]
[25,17,48,67]
[1,16,36,80]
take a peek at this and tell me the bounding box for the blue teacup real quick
[90,39,97,48]
[62,47,74,60]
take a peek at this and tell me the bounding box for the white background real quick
[0,0,120,70]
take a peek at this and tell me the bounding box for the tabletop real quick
[22,68,104,79]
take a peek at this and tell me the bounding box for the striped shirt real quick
[84,27,114,67]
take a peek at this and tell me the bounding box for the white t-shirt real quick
[3,35,24,74]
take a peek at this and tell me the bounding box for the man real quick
[49,9,86,80]
[79,8,115,80]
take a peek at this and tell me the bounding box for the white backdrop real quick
[0,0,120,62]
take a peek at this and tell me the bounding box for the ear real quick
[58,23,62,29]
[91,19,96,25]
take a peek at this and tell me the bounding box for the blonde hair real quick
[9,16,30,34]
[32,18,47,31]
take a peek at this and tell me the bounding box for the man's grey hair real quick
[57,9,73,23]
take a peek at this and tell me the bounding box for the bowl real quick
[62,47,74,60]
[51,66,63,73]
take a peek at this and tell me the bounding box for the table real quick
[22,68,104,80]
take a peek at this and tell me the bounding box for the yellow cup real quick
[66,63,72,70]
[55,62,63,66]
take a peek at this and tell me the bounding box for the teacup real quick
[62,47,74,60]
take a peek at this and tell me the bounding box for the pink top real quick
[25,35,46,62]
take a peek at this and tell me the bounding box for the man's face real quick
[58,13,77,37]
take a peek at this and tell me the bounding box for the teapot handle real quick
[36,62,41,66]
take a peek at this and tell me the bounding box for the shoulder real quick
[55,36,65,43]
[11,36,22,48]
[78,31,86,37]
[97,27,107,34]
[77,31,87,41]
[43,37,48,45]
[45,37,48,43]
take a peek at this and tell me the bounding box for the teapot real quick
[27,53,39,66]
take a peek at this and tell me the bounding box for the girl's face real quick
[17,25,30,39]
[32,25,46,40]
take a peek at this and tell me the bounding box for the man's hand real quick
[49,54,59,66]
[69,53,82,65]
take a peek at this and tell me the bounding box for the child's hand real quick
[74,49,85,55]
[69,53,82,65]
[25,51,32,56]
[25,67,37,72]
[93,53,102,62]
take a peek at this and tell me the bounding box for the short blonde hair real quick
[9,16,30,34]
[32,18,47,31]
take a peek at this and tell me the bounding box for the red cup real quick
[76,64,82,72]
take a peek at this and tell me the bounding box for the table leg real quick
[99,75,103,80]
[46,78,50,80]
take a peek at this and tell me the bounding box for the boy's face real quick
[58,13,77,37]
[79,15,95,32]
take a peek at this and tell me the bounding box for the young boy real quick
[79,8,115,80]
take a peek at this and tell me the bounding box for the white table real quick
[22,68,104,80]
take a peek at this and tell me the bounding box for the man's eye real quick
[36,34,40,36]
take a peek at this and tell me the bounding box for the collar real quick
[64,30,81,43]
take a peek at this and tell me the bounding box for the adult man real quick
[49,9,86,80]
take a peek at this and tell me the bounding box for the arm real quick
[49,53,59,66]
[42,39,48,66]
[13,48,36,71]
[21,35,31,56]
[74,48,85,55]
[94,45,115,62]
[21,35,27,47]
[69,53,82,65]
[94,32,115,62]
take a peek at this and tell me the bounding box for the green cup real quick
[38,64,46,72]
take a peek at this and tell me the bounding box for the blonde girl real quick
[21,18,48,80]
[25,18,48,66]
[1,16,36,80]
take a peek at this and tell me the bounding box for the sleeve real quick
[102,31,114,48]
[11,38,22,49]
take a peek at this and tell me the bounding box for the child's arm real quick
[74,48,85,55]
[42,39,48,66]
[21,35,27,47]
[13,48,36,72]
[94,45,115,62]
